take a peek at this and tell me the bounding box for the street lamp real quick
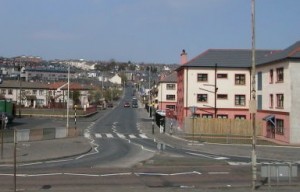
[66,65,70,129]
[250,0,257,190]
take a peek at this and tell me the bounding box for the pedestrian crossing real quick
[93,133,149,139]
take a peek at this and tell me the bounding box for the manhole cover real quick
[41,185,52,190]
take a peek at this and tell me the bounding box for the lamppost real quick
[66,65,70,129]
[250,0,257,190]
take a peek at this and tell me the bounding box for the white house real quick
[109,74,122,85]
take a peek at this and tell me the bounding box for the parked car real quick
[123,102,130,108]
[107,102,113,108]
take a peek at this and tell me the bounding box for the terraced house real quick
[175,41,300,144]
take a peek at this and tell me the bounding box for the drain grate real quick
[41,185,52,190]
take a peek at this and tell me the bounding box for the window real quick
[235,115,246,120]
[8,89,13,95]
[217,74,227,78]
[217,94,228,99]
[197,73,208,82]
[276,68,284,82]
[269,94,273,108]
[235,95,246,106]
[1,89,6,94]
[269,69,273,83]
[276,94,284,108]
[166,105,176,110]
[197,94,207,102]
[32,90,37,95]
[235,74,246,85]
[217,114,228,119]
[276,119,284,135]
[39,90,44,95]
[202,114,213,118]
[166,94,175,100]
[257,72,262,91]
[166,84,175,90]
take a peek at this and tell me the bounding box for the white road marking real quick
[208,172,230,175]
[186,152,229,160]
[139,134,148,139]
[106,133,113,138]
[116,133,126,139]
[64,173,99,177]
[95,133,102,138]
[129,134,136,139]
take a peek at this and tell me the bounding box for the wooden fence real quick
[184,117,263,144]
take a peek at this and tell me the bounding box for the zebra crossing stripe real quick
[117,133,126,139]
[129,134,136,139]
[106,133,113,138]
[139,134,148,139]
[95,133,102,138]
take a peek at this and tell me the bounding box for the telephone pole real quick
[250,0,257,190]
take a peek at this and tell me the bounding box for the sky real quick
[0,0,299,64]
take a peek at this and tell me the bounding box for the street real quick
[0,86,299,192]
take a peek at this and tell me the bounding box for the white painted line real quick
[117,133,126,139]
[95,133,102,138]
[169,171,202,176]
[106,133,113,138]
[27,173,63,177]
[139,134,148,139]
[208,172,230,175]
[100,172,132,177]
[64,173,99,177]
[186,152,228,160]
[129,134,136,139]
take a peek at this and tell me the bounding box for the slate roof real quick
[257,41,300,65]
[159,71,177,83]
[0,80,92,90]
[176,41,300,70]
[0,80,48,89]
[176,49,276,70]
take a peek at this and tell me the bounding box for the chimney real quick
[180,49,187,64]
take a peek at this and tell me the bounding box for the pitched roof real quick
[48,82,91,90]
[257,41,300,65]
[0,80,48,89]
[176,49,276,70]
[159,71,177,83]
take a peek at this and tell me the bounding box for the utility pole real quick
[66,65,70,129]
[250,0,257,190]
[148,66,151,117]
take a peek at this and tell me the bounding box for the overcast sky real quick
[0,0,299,64]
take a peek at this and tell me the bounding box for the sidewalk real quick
[0,136,91,164]
[137,108,300,163]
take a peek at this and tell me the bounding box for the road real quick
[0,86,299,192]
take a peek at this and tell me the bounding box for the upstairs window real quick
[276,68,284,82]
[269,94,274,108]
[166,84,175,90]
[235,74,246,85]
[276,94,284,108]
[197,73,208,82]
[166,94,175,100]
[197,94,208,102]
[217,94,228,99]
[269,69,273,84]
[235,95,246,106]
[217,74,228,79]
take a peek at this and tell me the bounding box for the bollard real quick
[152,121,154,134]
